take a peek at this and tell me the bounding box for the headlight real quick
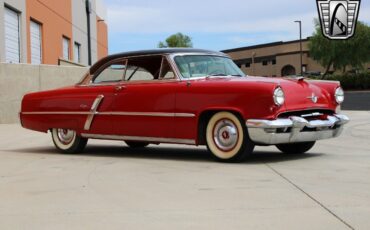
[273,87,285,106]
[335,87,344,104]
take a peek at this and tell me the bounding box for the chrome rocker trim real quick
[81,133,196,145]
[246,114,349,145]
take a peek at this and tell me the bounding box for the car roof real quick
[90,48,228,73]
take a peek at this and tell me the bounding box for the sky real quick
[104,0,370,54]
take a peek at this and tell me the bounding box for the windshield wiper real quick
[208,73,228,77]
[206,74,244,78]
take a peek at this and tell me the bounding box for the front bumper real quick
[246,114,349,145]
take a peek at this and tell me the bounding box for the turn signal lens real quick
[335,87,344,104]
[273,87,285,106]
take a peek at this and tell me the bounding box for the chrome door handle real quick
[115,85,126,91]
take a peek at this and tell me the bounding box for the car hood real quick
[203,76,336,111]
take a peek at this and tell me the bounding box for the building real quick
[222,38,369,77]
[0,0,108,66]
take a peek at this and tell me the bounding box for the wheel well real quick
[197,110,244,145]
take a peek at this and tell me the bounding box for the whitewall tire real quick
[206,112,254,162]
[51,128,88,153]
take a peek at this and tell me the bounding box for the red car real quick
[20,49,349,162]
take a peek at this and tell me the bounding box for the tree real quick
[308,20,370,78]
[158,33,193,48]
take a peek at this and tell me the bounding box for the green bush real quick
[308,72,370,90]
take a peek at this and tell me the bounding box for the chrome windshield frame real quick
[167,53,244,81]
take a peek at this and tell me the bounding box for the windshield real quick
[174,55,245,78]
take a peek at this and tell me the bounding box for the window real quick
[125,55,162,81]
[93,60,126,83]
[174,55,245,78]
[245,62,251,68]
[62,36,70,60]
[272,59,276,65]
[30,20,42,64]
[4,7,20,63]
[302,65,307,73]
[74,42,81,63]
[160,57,175,79]
[262,60,268,66]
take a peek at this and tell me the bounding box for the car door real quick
[78,59,127,135]
[111,55,177,139]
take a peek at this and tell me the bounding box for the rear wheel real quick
[206,112,254,163]
[125,141,150,148]
[276,141,316,154]
[51,128,88,153]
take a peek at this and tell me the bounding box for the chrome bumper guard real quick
[246,114,349,145]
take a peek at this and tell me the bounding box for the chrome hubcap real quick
[213,119,238,151]
[57,129,75,145]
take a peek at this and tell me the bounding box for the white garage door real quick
[4,7,20,63]
[30,21,42,64]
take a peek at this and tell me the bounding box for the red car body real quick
[20,49,349,161]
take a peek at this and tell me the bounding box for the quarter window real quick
[93,60,126,83]
[160,57,175,79]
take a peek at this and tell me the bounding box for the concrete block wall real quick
[0,63,88,124]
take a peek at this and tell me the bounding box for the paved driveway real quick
[0,110,369,230]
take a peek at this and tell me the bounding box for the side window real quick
[93,60,126,84]
[125,55,162,82]
[160,57,175,79]
[126,66,154,81]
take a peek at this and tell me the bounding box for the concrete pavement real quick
[0,110,369,230]
[343,91,370,111]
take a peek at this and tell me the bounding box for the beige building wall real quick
[0,63,88,124]
[223,39,332,77]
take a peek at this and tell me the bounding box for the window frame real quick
[91,58,128,84]
[30,19,43,64]
[62,36,70,60]
[86,54,180,86]
[172,54,245,79]
[158,56,176,80]
[74,42,81,63]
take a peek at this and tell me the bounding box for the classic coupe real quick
[20,49,349,162]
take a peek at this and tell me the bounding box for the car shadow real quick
[4,144,323,164]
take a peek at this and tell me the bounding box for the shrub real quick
[307,72,370,90]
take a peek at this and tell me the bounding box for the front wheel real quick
[276,142,316,154]
[206,112,255,163]
[51,128,88,154]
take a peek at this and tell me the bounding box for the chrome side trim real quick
[99,112,196,118]
[22,111,196,118]
[84,95,105,131]
[80,133,196,145]
[21,111,92,115]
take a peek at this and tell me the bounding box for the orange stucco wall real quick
[26,0,73,65]
[97,16,108,60]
